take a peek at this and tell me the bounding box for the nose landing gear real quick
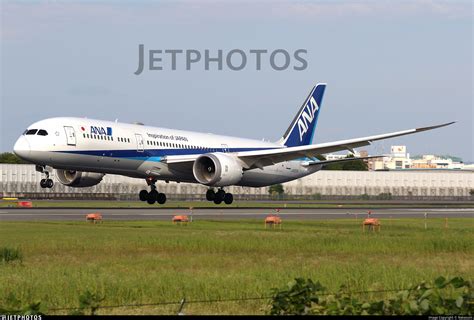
[206,188,233,205]
[37,165,53,188]
[40,178,54,188]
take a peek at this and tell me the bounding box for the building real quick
[365,146,467,171]
[1,164,473,200]
[411,155,465,170]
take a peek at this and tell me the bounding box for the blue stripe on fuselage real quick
[53,147,277,162]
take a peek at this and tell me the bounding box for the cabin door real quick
[135,134,144,152]
[64,126,76,146]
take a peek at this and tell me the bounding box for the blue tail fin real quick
[280,83,326,147]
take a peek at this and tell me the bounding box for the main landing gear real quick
[206,188,233,205]
[37,165,53,188]
[139,179,166,205]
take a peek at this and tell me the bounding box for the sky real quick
[1,0,473,161]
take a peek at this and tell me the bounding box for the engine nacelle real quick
[55,169,105,188]
[193,153,243,187]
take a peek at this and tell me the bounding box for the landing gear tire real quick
[157,193,167,204]
[206,189,216,201]
[46,179,53,188]
[139,190,148,201]
[224,193,233,205]
[216,189,225,201]
[40,179,53,188]
[147,190,158,204]
[212,189,227,205]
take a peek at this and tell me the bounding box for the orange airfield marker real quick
[172,215,189,225]
[265,215,282,229]
[86,213,103,223]
[363,218,381,232]
[17,201,33,208]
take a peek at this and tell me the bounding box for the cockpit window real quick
[26,129,38,135]
[37,130,48,136]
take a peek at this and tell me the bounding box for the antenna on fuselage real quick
[115,119,118,123]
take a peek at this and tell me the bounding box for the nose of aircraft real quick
[13,135,31,160]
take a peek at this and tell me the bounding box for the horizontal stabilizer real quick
[302,155,384,167]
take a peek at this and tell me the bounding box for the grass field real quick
[1,217,473,315]
[1,199,473,209]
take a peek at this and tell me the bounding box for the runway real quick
[0,207,473,221]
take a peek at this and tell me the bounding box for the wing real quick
[162,121,455,169]
[234,121,454,169]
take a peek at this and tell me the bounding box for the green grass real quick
[0,247,23,264]
[0,218,473,315]
[1,199,473,209]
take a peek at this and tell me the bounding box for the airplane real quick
[13,84,454,205]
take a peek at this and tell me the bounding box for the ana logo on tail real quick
[297,96,319,142]
[280,83,326,148]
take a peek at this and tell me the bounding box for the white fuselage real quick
[13,117,320,187]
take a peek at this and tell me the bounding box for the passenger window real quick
[26,129,38,135]
[37,129,48,136]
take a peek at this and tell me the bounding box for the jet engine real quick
[192,153,243,187]
[55,169,105,187]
